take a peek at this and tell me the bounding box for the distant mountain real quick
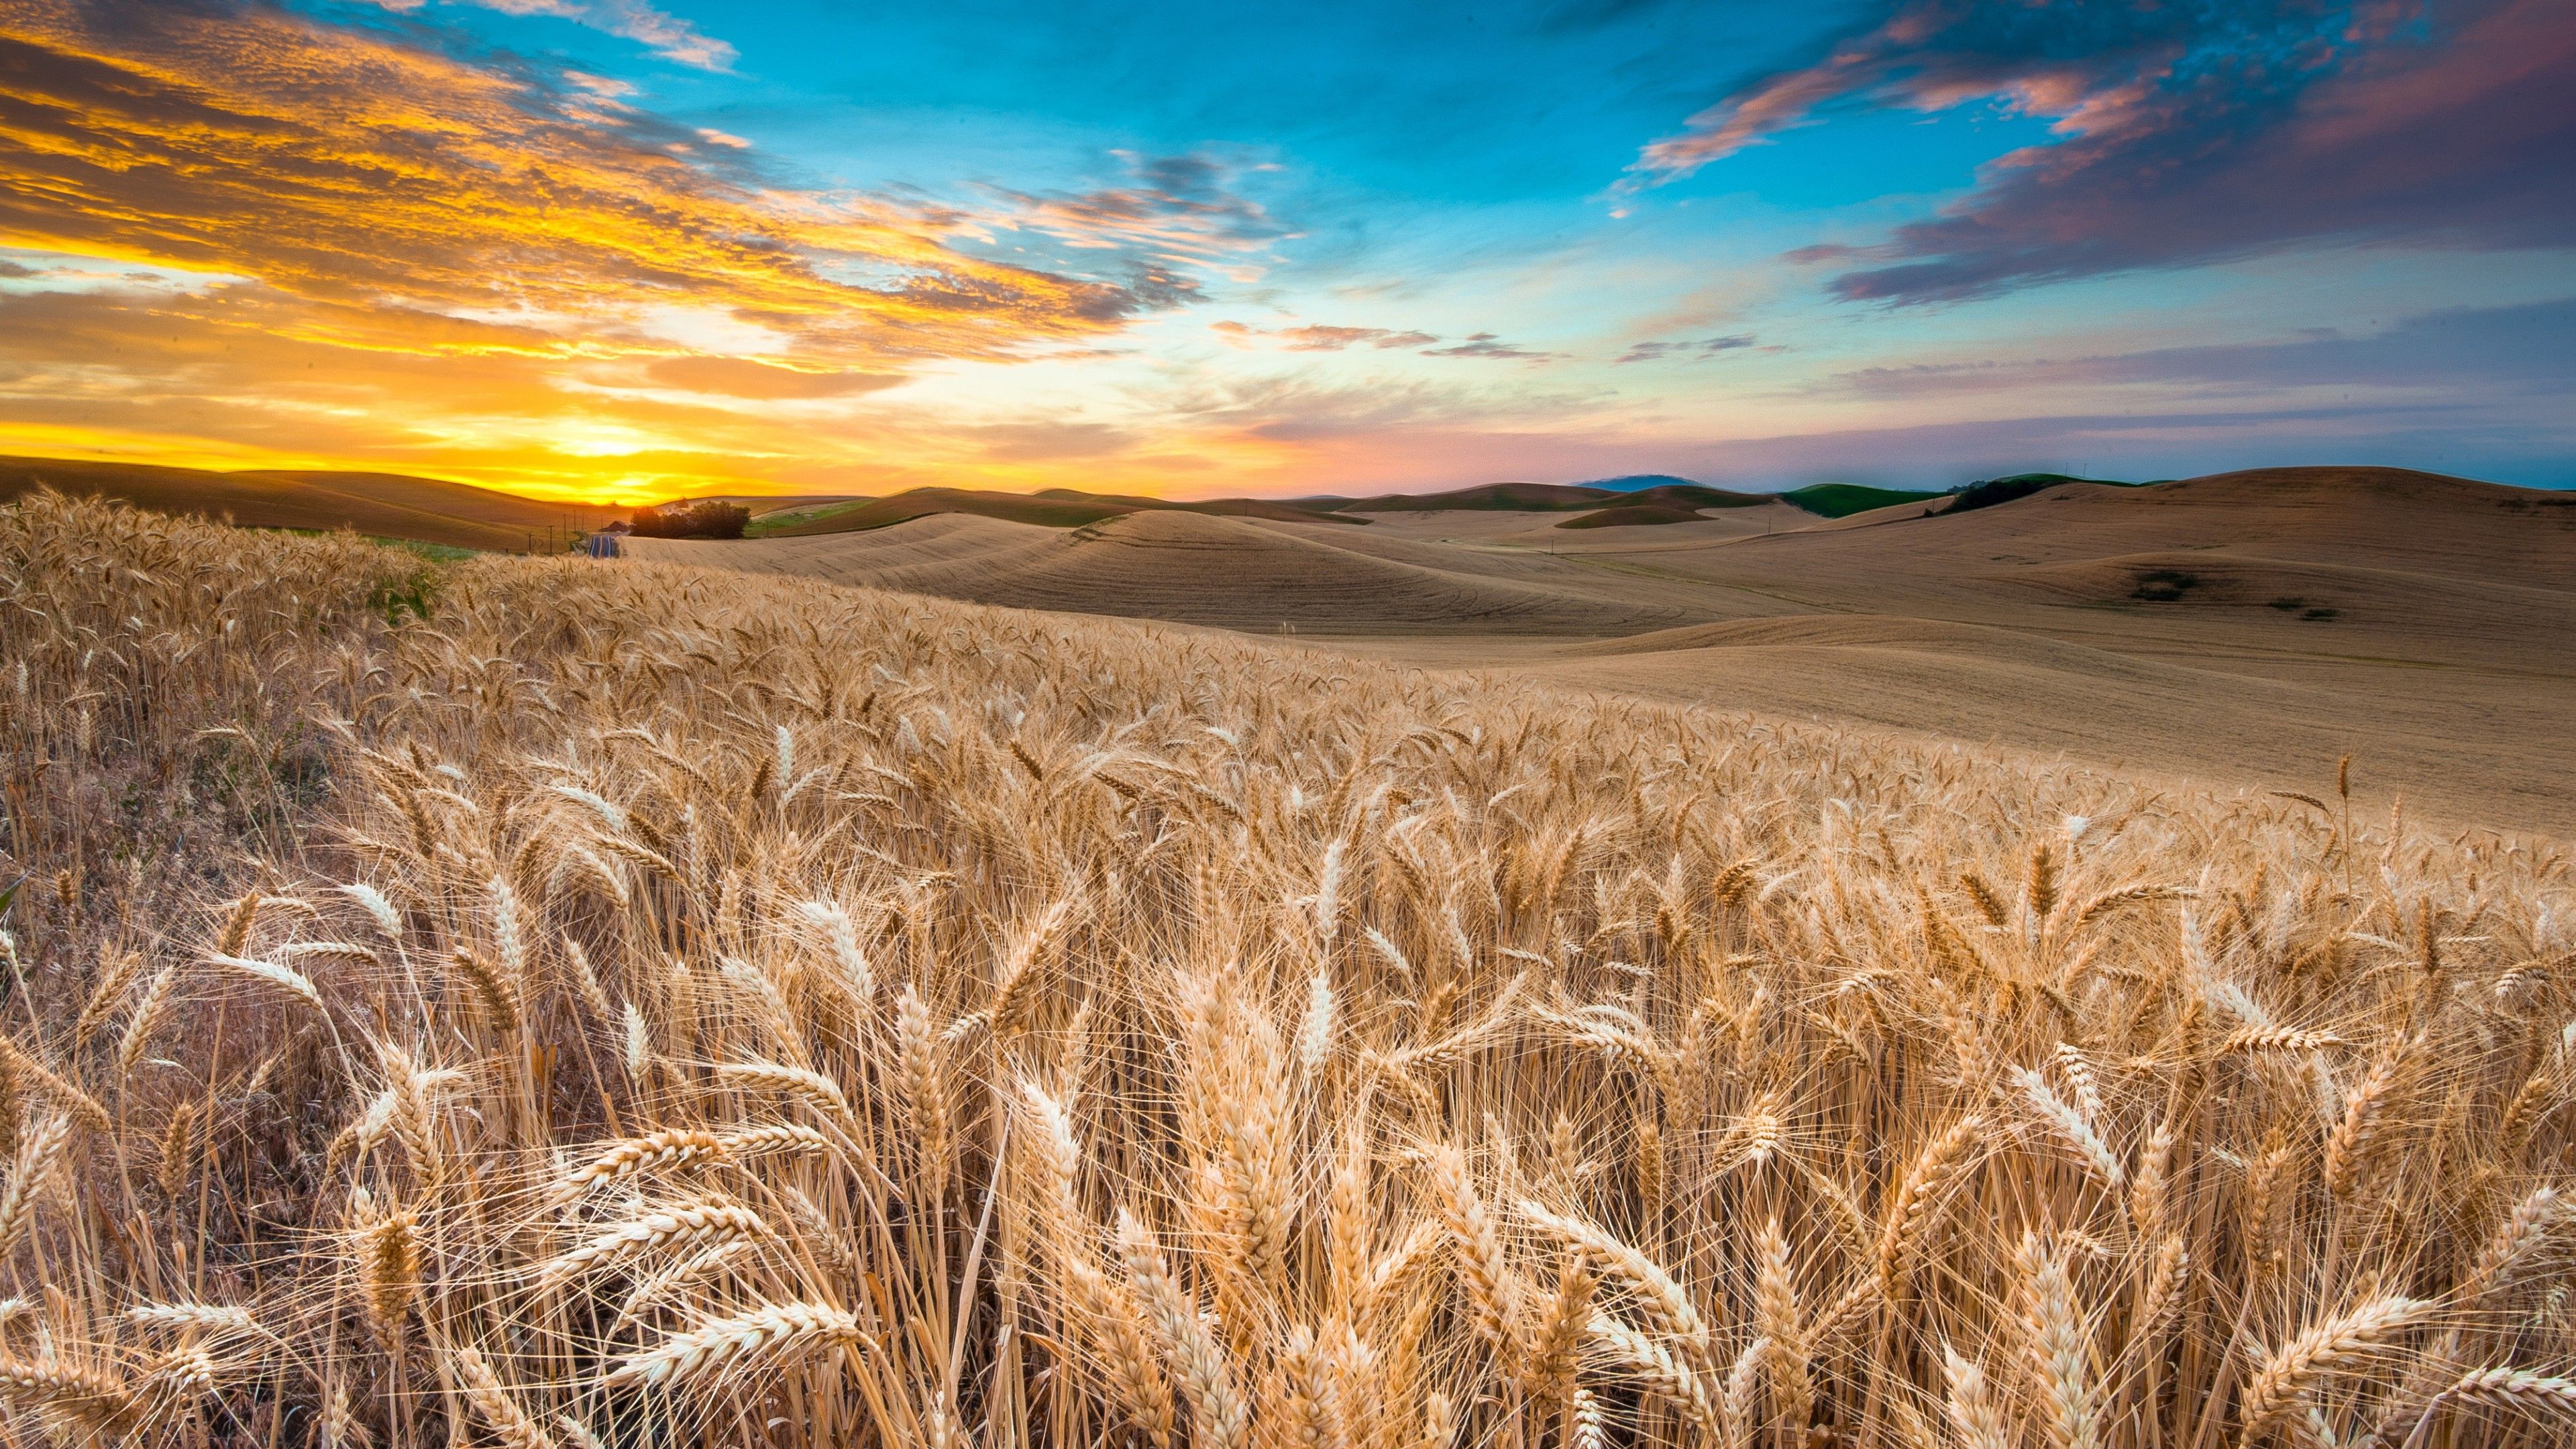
[1578,474,1704,492]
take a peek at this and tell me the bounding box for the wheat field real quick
[2,490,2572,1447]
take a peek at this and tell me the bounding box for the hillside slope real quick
[0,455,614,549]
[633,508,1705,634]
[768,484,1358,536]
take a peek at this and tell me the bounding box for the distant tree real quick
[629,499,751,539]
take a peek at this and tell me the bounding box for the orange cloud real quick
[0,1,1136,358]
[0,1,1257,501]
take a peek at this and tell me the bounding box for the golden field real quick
[3,489,2573,1447]
[634,466,2576,838]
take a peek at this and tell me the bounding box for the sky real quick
[0,0,2570,504]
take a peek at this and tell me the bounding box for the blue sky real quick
[0,0,2568,500]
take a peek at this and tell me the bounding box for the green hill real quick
[1780,483,1945,519]
[1947,473,2138,514]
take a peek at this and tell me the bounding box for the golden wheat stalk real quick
[608,1301,863,1389]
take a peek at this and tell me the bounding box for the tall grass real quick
[3,489,2571,1446]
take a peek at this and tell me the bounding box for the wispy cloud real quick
[1212,321,1437,351]
[1829,298,2576,398]
[1635,0,2576,303]
[975,153,1295,270]
[1617,334,1758,364]
[641,357,906,398]
[1206,317,1552,359]
[1421,332,1555,361]
[374,0,739,70]
[971,420,1137,461]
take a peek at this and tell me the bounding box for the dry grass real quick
[3,488,2573,1446]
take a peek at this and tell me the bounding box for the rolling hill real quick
[12,450,2570,830]
[1777,482,1946,518]
[0,455,617,551]
[631,463,2576,834]
[1555,502,1711,528]
[765,484,1362,537]
[630,507,1701,635]
[1313,479,1770,513]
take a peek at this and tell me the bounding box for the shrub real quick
[630,498,751,539]
[2131,568,2198,601]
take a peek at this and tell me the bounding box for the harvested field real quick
[635,467,2576,836]
[632,507,1707,635]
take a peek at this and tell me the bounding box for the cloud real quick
[1832,297,2576,398]
[0,0,1146,364]
[0,1,1313,499]
[971,421,1136,462]
[1282,325,1439,352]
[1213,321,1438,351]
[409,0,739,70]
[978,152,1295,266]
[643,357,906,398]
[1617,333,1758,364]
[1164,372,1574,445]
[1635,0,2576,303]
[1421,332,1554,361]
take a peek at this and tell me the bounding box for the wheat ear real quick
[1116,1207,1251,1449]
[2240,1295,2433,1432]
[608,1301,863,1389]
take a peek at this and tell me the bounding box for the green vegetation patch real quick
[746,499,872,536]
[374,536,478,564]
[1947,473,2136,514]
[1780,483,1944,519]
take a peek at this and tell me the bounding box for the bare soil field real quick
[633,466,2576,837]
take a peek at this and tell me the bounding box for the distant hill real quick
[0,455,618,551]
[632,506,1695,635]
[1318,479,1768,514]
[1781,483,1945,519]
[1318,482,1618,513]
[1555,503,1711,529]
[765,485,1363,538]
[1942,472,2137,515]
[1624,483,1768,510]
[1578,474,1703,492]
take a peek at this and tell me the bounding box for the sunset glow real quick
[3,0,2571,502]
